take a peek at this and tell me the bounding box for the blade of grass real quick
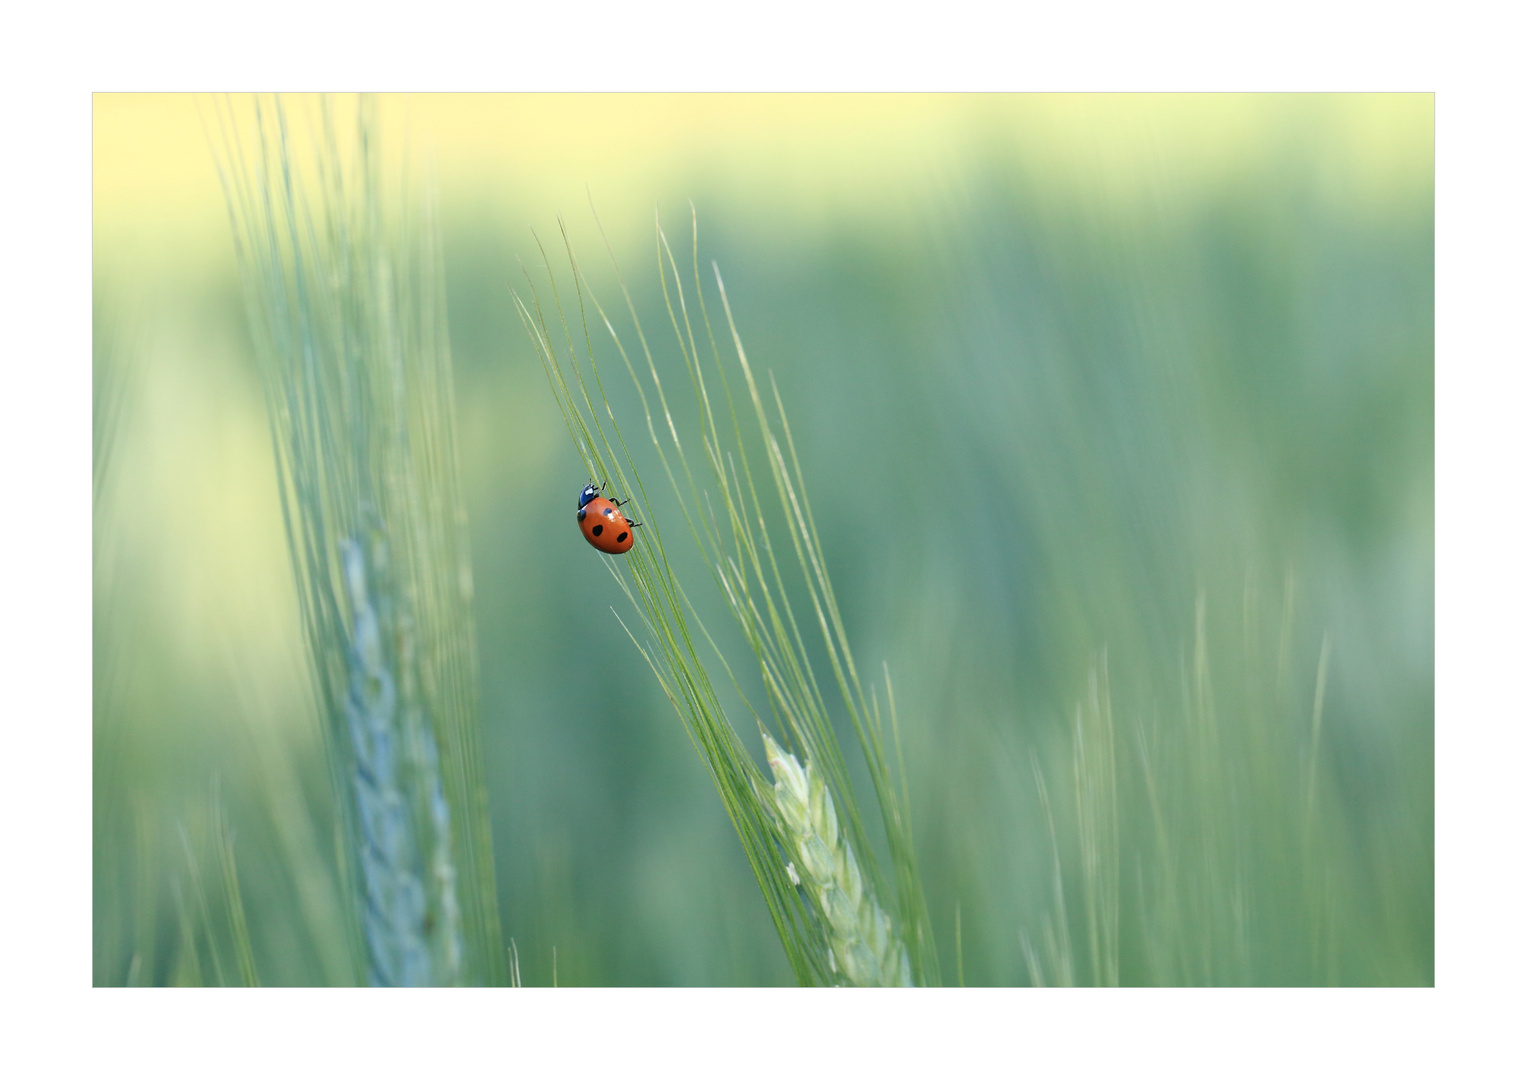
[211,777,260,987]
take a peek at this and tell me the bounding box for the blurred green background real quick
[93,94,1432,986]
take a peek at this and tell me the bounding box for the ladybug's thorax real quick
[578,484,600,509]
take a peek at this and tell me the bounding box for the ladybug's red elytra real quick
[577,482,640,554]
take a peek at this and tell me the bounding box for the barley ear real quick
[762,732,912,987]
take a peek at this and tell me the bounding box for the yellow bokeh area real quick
[95,93,1431,270]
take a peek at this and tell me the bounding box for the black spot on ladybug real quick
[603,507,615,517]
[592,524,603,536]
[616,532,628,544]
[577,508,586,522]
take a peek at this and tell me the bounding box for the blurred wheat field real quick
[93,93,1432,986]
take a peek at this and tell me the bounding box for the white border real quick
[6,1,1521,1073]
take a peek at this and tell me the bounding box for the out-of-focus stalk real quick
[217,94,503,985]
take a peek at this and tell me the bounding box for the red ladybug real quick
[576,482,640,554]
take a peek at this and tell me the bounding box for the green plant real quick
[169,778,260,986]
[92,294,146,985]
[516,209,936,986]
[1020,591,1384,986]
[216,94,504,986]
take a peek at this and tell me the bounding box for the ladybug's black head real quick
[578,483,600,509]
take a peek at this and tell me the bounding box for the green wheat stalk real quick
[171,779,261,987]
[1024,588,1350,985]
[214,94,504,986]
[210,777,261,987]
[514,206,935,986]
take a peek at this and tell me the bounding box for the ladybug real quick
[576,481,641,554]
